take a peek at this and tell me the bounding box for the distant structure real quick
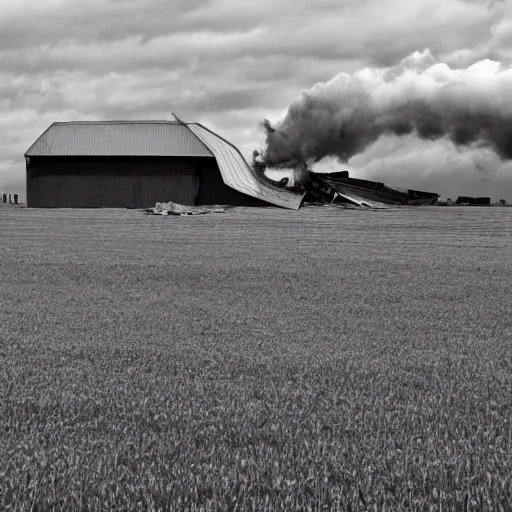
[24,121,303,209]
[0,193,19,204]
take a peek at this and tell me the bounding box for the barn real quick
[24,121,303,209]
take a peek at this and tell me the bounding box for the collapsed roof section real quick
[187,123,305,210]
[316,172,439,206]
[262,168,441,208]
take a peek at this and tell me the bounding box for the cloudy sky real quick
[1,0,512,200]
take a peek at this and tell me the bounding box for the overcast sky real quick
[1,0,511,200]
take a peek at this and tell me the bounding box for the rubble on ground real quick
[148,201,231,216]
[260,165,439,209]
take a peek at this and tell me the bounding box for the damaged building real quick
[24,121,304,209]
[24,119,445,211]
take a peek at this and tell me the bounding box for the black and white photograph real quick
[1,0,512,509]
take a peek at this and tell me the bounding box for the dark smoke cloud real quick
[261,50,512,168]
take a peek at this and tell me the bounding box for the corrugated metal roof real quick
[187,123,305,210]
[25,121,214,157]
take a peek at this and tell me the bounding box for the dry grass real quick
[1,205,512,511]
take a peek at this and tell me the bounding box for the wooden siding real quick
[27,157,202,208]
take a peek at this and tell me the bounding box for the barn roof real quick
[187,124,304,210]
[25,121,214,158]
[25,120,305,210]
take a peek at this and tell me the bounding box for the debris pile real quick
[148,201,231,216]
[252,152,439,209]
[316,172,439,206]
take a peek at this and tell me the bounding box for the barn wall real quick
[27,156,206,208]
[196,160,267,207]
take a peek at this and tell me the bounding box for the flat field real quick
[1,205,512,511]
